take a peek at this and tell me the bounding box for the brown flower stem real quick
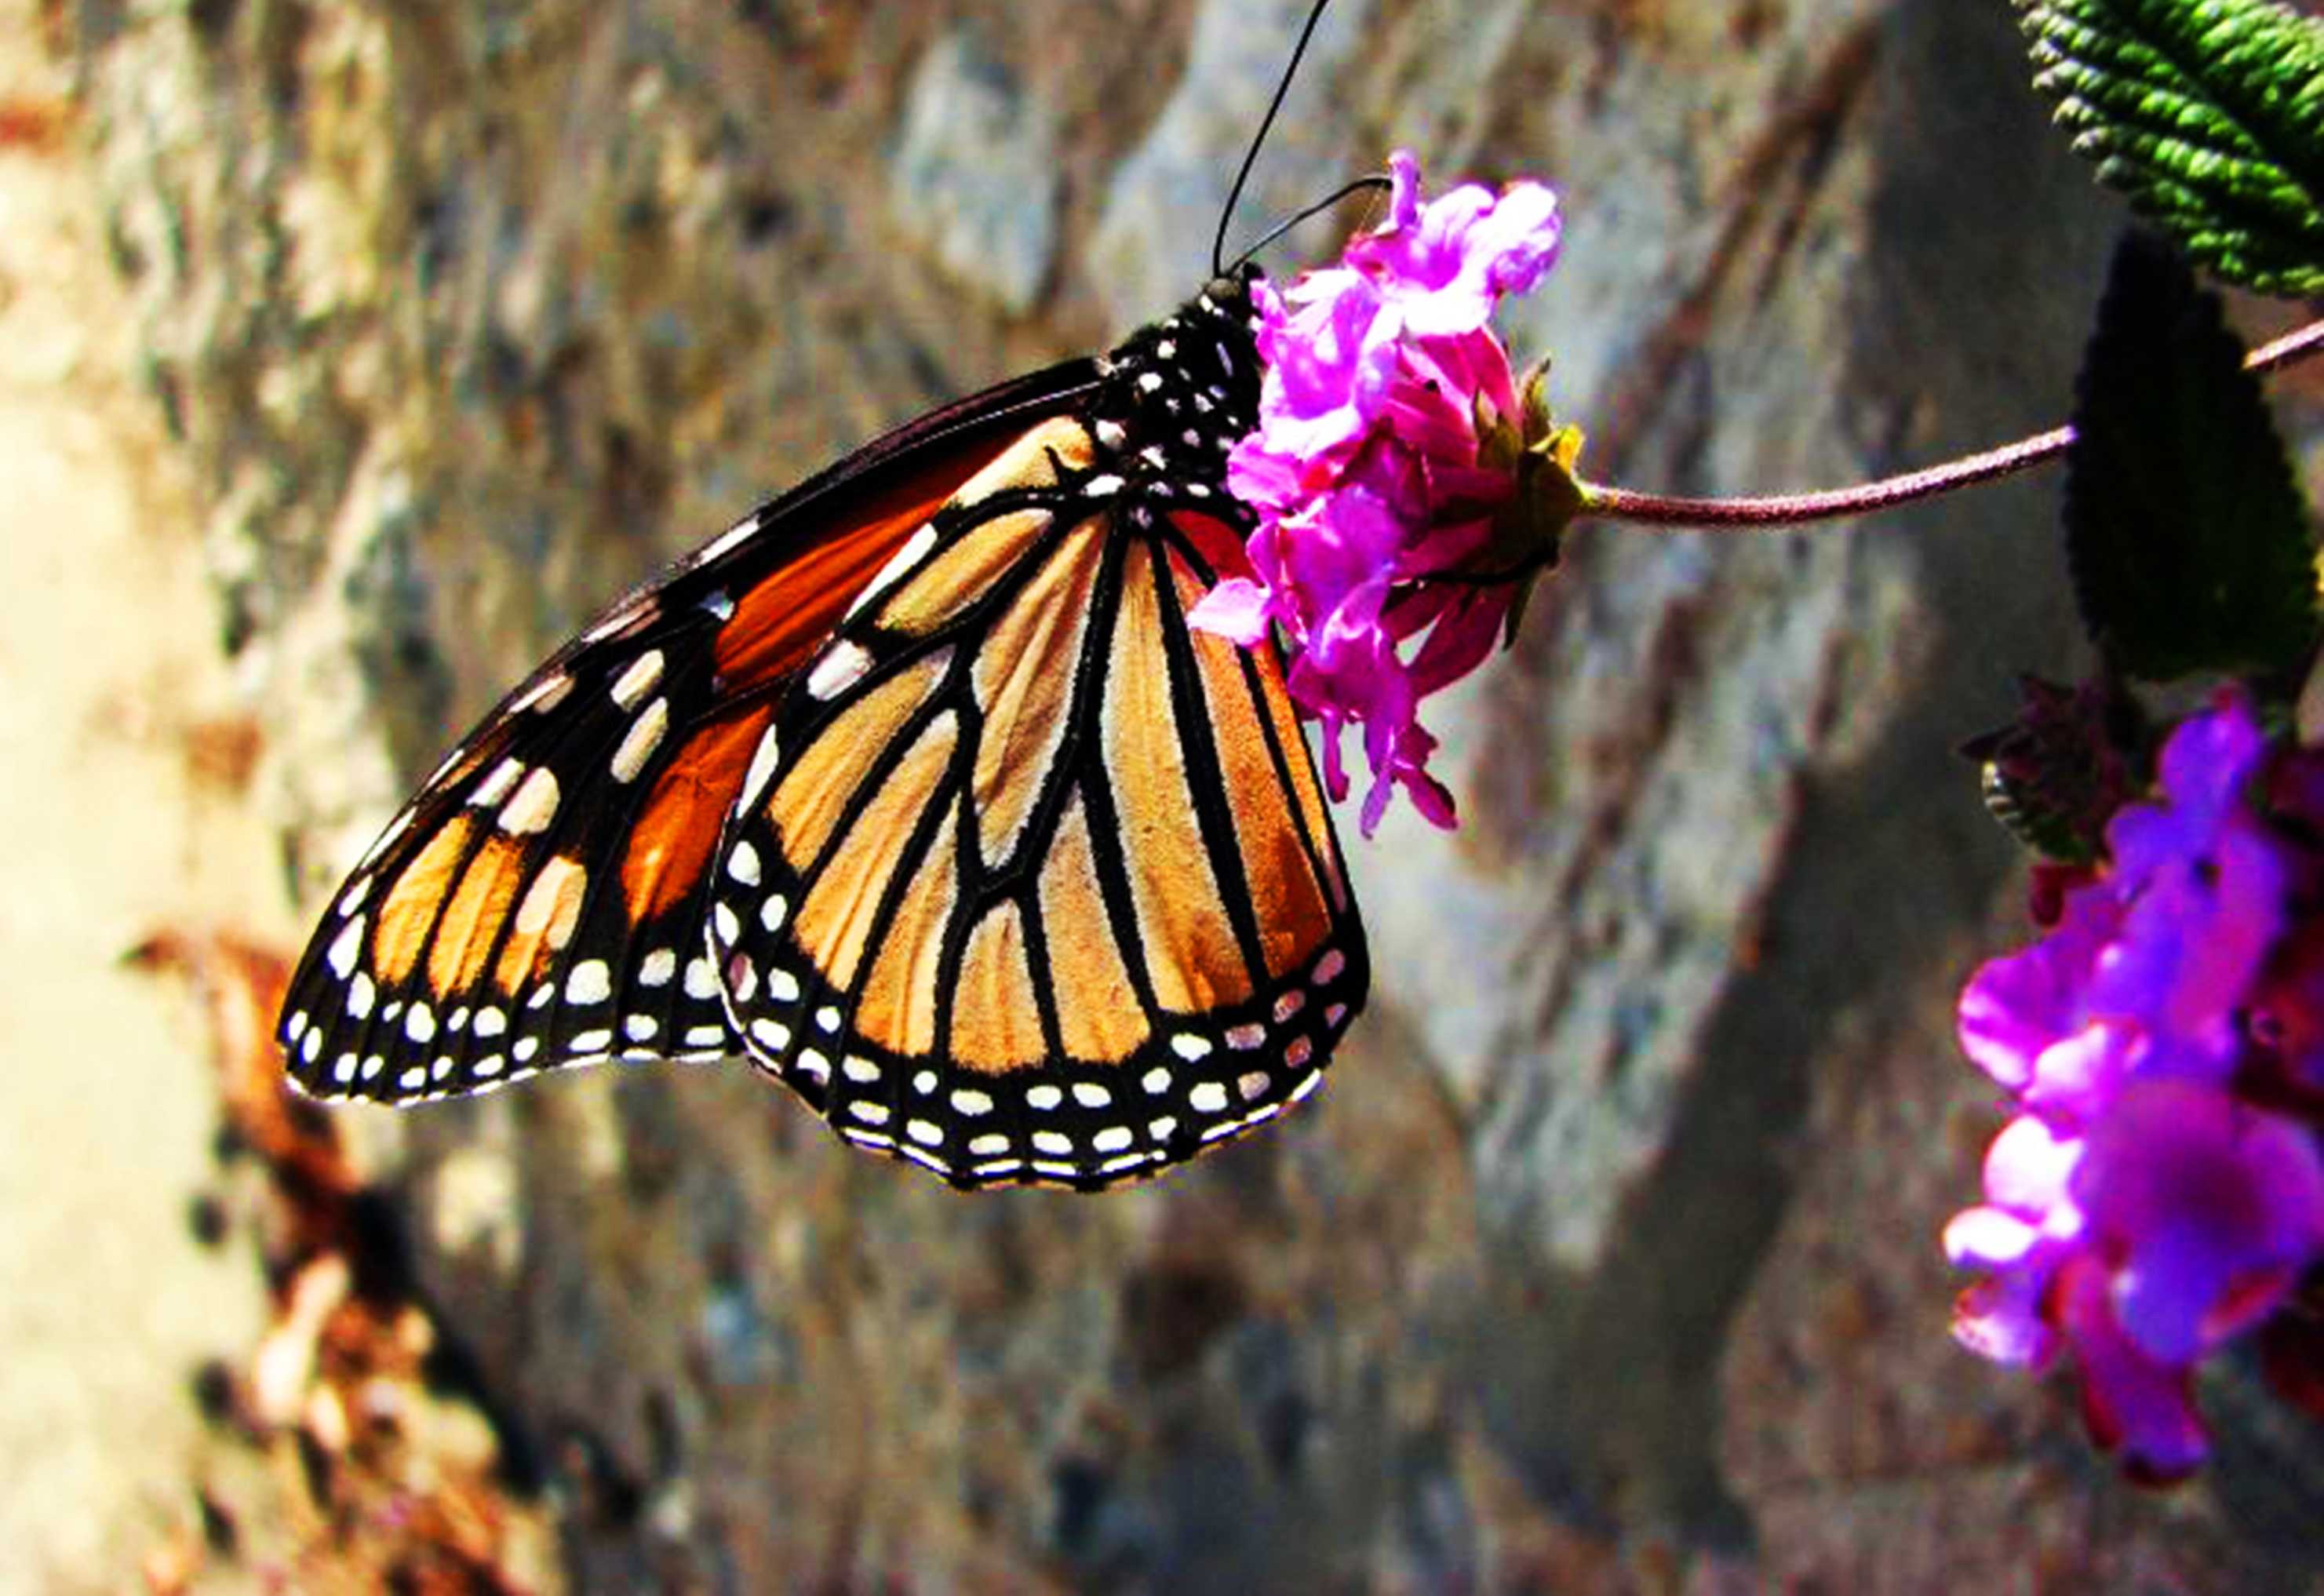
[1576,317,2324,530]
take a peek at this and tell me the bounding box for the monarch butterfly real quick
[275,14,1375,1191]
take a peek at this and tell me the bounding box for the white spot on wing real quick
[698,512,759,565]
[511,673,574,715]
[566,960,612,1004]
[739,725,783,813]
[727,841,762,886]
[582,599,656,644]
[327,918,365,979]
[609,650,665,709]
[610,698,668,784]
[846,521,941,620]
[497,767,561,835]
[807,639,873,701]
[639,948,676,988]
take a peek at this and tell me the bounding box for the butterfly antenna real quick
[1211,0,1336,278]
[1226,173,1391,274]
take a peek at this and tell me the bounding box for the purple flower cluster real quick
[1193,151,1561,833]
[1948,694,2324,1478]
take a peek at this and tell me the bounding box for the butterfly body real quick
[279,270,1368,1190]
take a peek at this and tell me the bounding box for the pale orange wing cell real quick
[970,519,1103,872]
[949,902,1044,1069]
[790,710,961,994]
[852,809,961,1059]
[1162,545,1335,979]
[1099,538,1251,1013]
[1036,790,1147,1062]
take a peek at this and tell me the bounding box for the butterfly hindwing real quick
[708,287,1370,1189]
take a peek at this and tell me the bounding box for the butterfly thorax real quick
[1084,268,1266,519]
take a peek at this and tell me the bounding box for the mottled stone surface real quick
[77,0,2324,1588]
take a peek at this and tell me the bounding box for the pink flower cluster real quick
[1193,151,1561,833]
[1948,694,2324,1478]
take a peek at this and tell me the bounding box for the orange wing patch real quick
[854,809,960,1058]
[621,705,775,923]
[495,854,587,993]
[970,519,1102,870]
[1102,540,1250,1013]
[1252,628,1348,914]
[372,814,476,987]
[1165,548,1332,980]
[428,835,527,997]
[791,709,960,993]
[766,651,951,871]
[1038,791,1147,1062]
[950,901,1043,1070]
[880,509,1051,636]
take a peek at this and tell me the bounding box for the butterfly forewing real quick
[709,282,1369,1189]
[279,379,1087,1104]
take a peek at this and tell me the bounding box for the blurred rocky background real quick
[9,0,2323,1588]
